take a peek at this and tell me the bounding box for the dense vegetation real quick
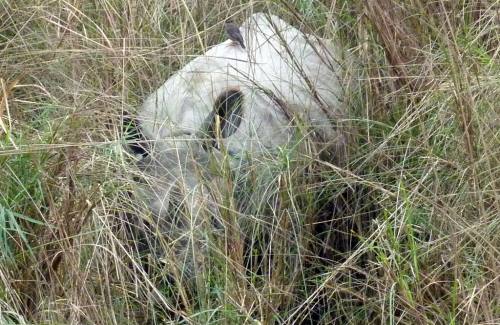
[1,1,498,324]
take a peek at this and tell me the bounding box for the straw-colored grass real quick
[1,1,498,324]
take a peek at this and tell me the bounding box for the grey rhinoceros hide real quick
[136,13,346,220]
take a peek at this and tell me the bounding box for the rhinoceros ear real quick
[215,88,244,138]
[122,114,150,158]
[200,89,244,149]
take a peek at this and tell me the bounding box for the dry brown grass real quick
[1,0,499,324]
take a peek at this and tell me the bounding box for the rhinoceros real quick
[126,13,348,280]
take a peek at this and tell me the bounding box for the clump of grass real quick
[1,0,499,324]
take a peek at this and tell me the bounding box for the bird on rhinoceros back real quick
[224,20,245,49]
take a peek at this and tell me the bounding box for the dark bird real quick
[224,20,245,49]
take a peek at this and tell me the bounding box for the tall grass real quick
[1,0,499,324]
